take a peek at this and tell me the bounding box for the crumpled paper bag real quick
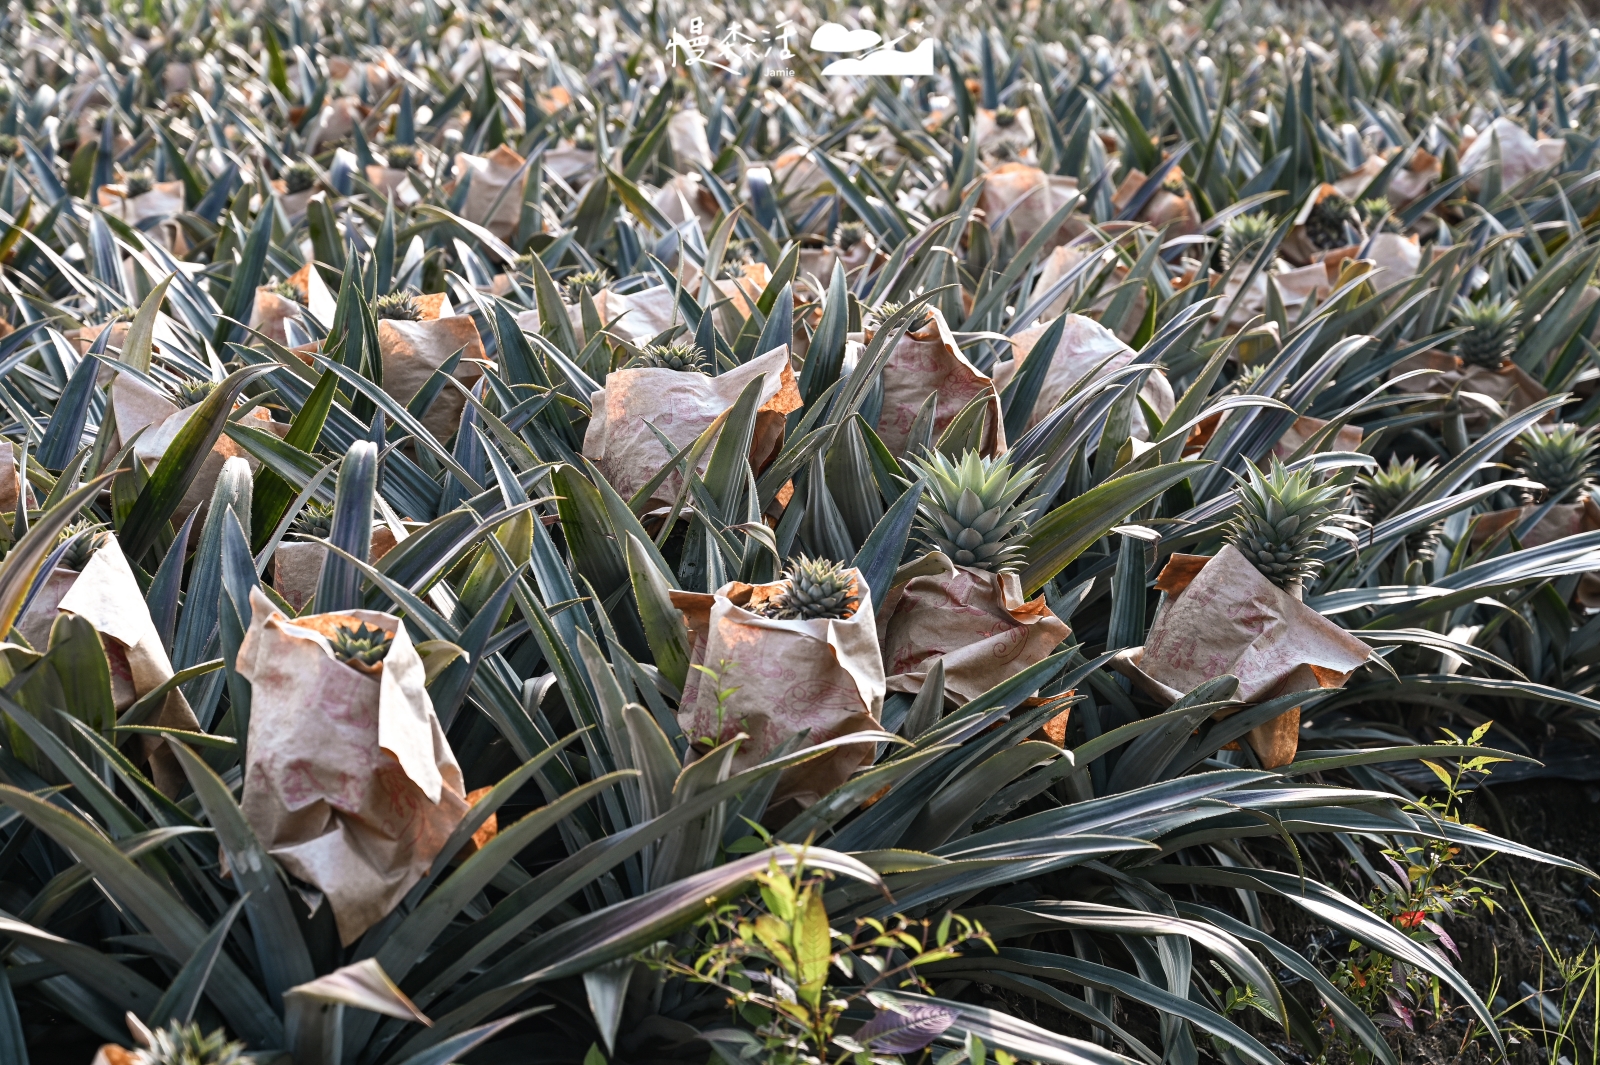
[236,586,470,945]
[1363,233,1423,292]
[1471,497,1600,608]
[991,313,1176,438]
[1113,544,1371,768]
[672,569,884,811]
[1214,262,1333,330]
[668,108,714,169]
[878,552,1070,705]
[973,107,1037,163]
[651,173,719,235]
[453,145,529,240]
[1112,167,1202,238]
[1461,116,1566,193]
[97,180,184,225]
[872,309,1004,457]
[977,162,1080,248]
[1271,415,1364,459]
[306,96,368,153]
[248,286,305,346]
[1279,184,1363,267]
[365,164,421,206]
[273,528,400,615]
[19,535,201,796]
[111,374,286,523]
[582,346,801,507]
[0,440,23,514]
[1335,150,1443,206]
[1387,349,1550,428]
[377,315,487,441]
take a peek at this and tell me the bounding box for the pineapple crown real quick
[1451,296,1520,369]
[833,221,868,250]
[373,291,423,321]
[1232,360,1268,393]
[331,622,394,669]
[993,105,1018,128]
[1305,191,1358,250]
[291,500,335,540]
[1226,457,1354,591]
[124,168,154,197]
[752,556,861,621]
[1222,211,1275,257]
[563,268,611,302]
[386,144,418,169]
[906,449,1042,573]
[0,135,18,160]
[1515,423,1597,503]
[58,519,109,571]
[105,306,138,324]
[174,376,216,407]
[630,341,707,373]
[282,161,317,194]
[1357,455,1436,520]
[1357,196,1390,223]
[270,278,303,302]
[133,1020,247,1065]
[871,300,933,332]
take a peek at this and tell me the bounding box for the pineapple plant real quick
[330,621,394,670]
[563,268,610,302]
[1227,457,1352,593]
[1452,296,1520,369]
[291,500,336,541]
[0,134,18,159]
[386,144,418,170]
[1221,212,1275,269]
[905,450,1041,573]
[1357,456,1442,562]
[130,1021,246,1065]
[833,220,869,252]
[124,168,154,197]
[1515,424,1597,503]
[751,556,861,621]
[282,161,317,195]
[629,340,707,372]
[270,278,303,303]
[57,518,109,571]
[174,376,217,406]
[373,291,423,320]
[1304,191,1359,250]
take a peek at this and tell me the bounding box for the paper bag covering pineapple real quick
[973,105,1037,164]
[582,343,801,509]
[1470,425,1600,606]
[273,161,321,221]
[976,162,1081,249]
[991,313,1176,439]
[110,372,286,524]
[1387,295,1548,427]
[879,452,1070,705]
[868,307,1003,458]
[1112,165,1202,238]
[1279,184,1365,267]
[1460,116,1565,194]
[673,559,884,813]
[372,291,487,442]
[18,528,201,797]
[236,586,470,944]
[1114,460,1370,768]
[452,144,529,241]
[271,500,402,614]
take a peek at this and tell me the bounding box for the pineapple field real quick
[2,0,1600,1061]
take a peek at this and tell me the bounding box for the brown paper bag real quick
[991,313,1176,437]
[111,374,286,524]
[1365,233,1422,291]
[973,107,1037,163]
[452,144,528,240]
[668,109,714,169]
[1471,496,1600,550]
[977,162,1080,248]
[0,440,22,514]
[582,346,801,507]
[97,180,184,224]
[273,528,400,615]
[1387,349,1550,428]
[873,309,1004,457]
[19,535,201,796]
[878,552,1070,705]
[672,570,884,810]
[1460,117,1566,193]
[376,316,487,441]
[236,587,469,944]
[1214,262,1333,330]
[1115,544,1370,768]
[1271,415,1364,459]
[306,96,367,153]
[248,286,305,346]
[365,164,420,206]
[1112,168,1202,238]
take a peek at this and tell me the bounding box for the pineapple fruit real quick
[906,450,1041,573]
[58,518,109,571]
[282,161,317,195]
[1221,212,1276,270]
[752,556,861,621]
[1304,191,1359,251]
[1357,455,1442,563]
[1516,423,1597,503]
[1451,296,1520,369]
[1227,457,1351,594]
